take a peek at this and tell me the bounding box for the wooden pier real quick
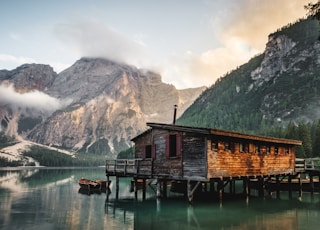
[106,157,320,203]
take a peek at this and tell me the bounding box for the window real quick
[266,146,270,154]
[144,144,155,159]
[274,146,279,155]
[145,145,152,158]
[249,143,255,153]
[165,134,182,158]
[169,135,177,157]
[285,146,289,154]
[239,143,244,152]
[211,140,218,150]
[224,142,230,151]
[255,144,260,153]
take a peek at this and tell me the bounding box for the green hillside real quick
[177,18,320,157]
[178,18,320,132]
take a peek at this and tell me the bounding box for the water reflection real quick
[0,168,319,230]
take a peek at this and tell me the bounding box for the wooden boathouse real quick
[106,122,303,203]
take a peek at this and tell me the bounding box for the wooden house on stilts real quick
[106,120,302,203]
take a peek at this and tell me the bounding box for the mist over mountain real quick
[178,18,320,134]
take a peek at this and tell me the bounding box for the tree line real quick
[265,120,320,158]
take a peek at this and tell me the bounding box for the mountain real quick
[0,58,205,158]
[177,18,320,133]
[0,64,57,136]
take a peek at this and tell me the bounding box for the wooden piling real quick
[310,175,314,195]
[243,177,249,197]
[288,175,292,199]
[163,180,167,198]
[142,178,146,200]
[116,176,119,200]
[156,179,161,198]
[218,179,224,201]
[258,176,264,197]
[298,174,302,197]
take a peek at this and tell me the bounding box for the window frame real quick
[165,133,182,158]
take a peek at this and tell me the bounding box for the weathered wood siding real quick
[182,134,206,179]
[134,129,183,178]
[152,129,182,178]
[207,139,295,178]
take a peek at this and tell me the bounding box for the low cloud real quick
[162,0,310,88]
[54,20,151,68]
[0,54,37,70]
[0,83,71,113]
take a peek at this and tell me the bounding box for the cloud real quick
[0,83,71,113]
[0,54,37,70]
[162,0,310,89]
[162,38,259,89]
[54,20,151,68]
[219,0,309,50]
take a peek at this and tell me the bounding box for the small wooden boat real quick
[130,179,147,192]
[78,178,111,189]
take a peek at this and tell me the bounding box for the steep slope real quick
[27,58,205,156]
[178,18,320,133]
[0,64,57,136]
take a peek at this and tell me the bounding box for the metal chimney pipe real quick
[173,104,177,125]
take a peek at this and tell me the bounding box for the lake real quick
[0,167,319,230]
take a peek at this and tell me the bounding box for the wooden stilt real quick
[163,180,167,198]
[142,178,146,200]
[298,174,302,198]
[134,178,138,200]
[229,178,233,194]
[258,176,264,197]
[116,176,119,200]
[310,175,314,195]
[218,179,223,202]
[156,179,161,198]
[288,175,292,199]
[243,177,249,197]
[187,180,192,204]
[276,175,280,199]
[210,179,215,194]
[187,181,201,204]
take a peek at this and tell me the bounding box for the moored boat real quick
[78,178,111,189]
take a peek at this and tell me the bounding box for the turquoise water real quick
[0,167,319,229]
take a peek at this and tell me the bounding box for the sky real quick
[0,0,315,89]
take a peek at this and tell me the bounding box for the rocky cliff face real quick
[178,18,320,132]
[0,58,204,157]
[0,64,57,136]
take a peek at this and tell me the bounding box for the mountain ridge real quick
[0,57,205,158]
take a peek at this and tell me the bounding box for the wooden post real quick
[163,180,167,198]
[288,175,292,199]
[229,178,233,194]
[116,176,119,200]
[276,175,280,199]
[258,176,264,197]
[243,177,249,197]
[156,179,161,198]
[218,179,224,202]
[310,175,314,195]
[142,178,146,201]
[210,179,215,194]
[298,174,302,198]
[187,180,193,204]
